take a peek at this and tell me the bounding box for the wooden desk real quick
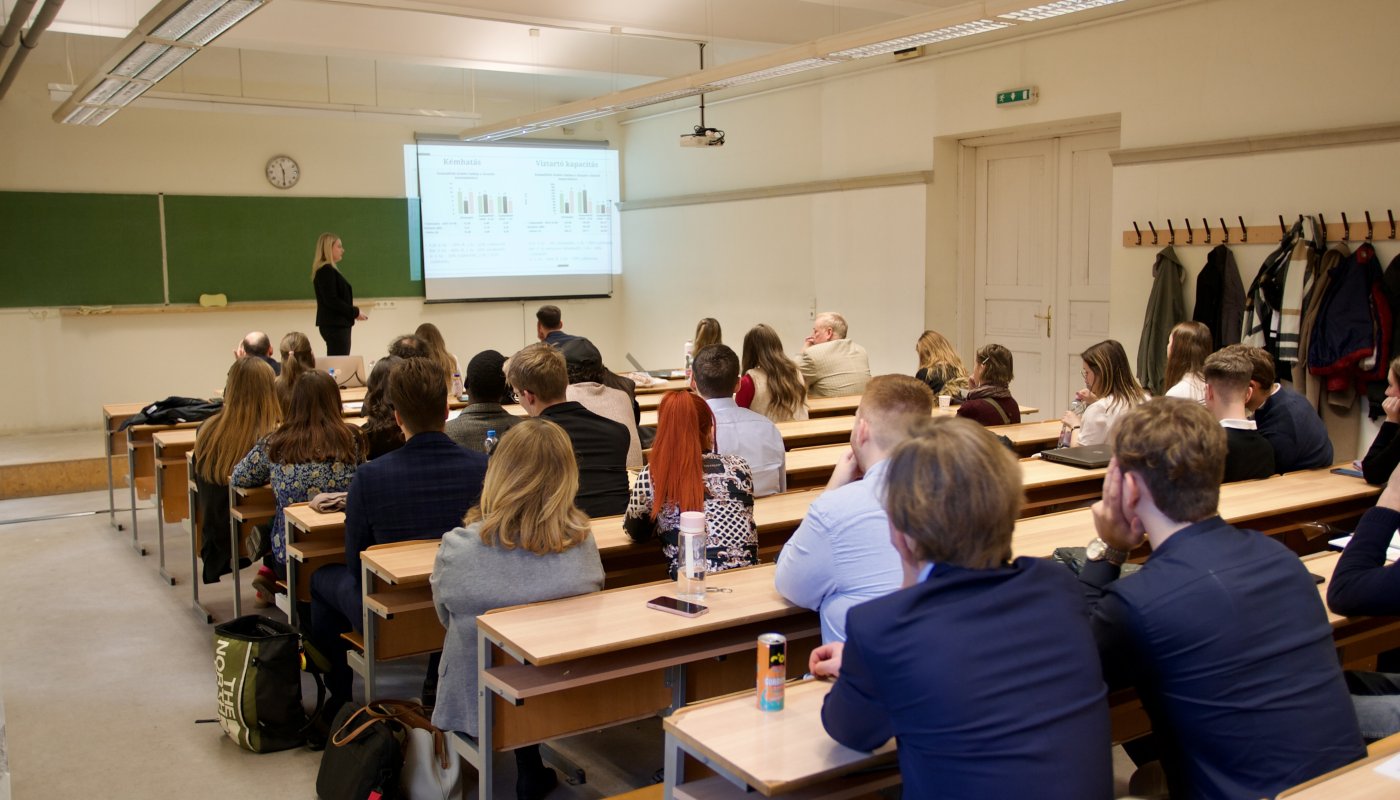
[284,502,347,629]
[151,428,197,585]
[456,564,822,800]
[767,411,1051,451]
[124,420,200,558]
[662,679,899,799]
[1279,729,1400,798]
[634,378,691,395]
[101,402,145,532]
[228,484,275,619]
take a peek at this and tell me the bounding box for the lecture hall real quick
[3,0,1400,798]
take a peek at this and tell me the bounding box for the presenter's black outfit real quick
[314,265,358,356]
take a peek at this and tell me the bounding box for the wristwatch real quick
[1086,537,1128,565]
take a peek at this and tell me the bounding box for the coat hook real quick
[1239,215,1247,243]
[1148,220,1158,245]
[1365,210,1374,241]
[1341,212,1350,242]
[1132,221,1142,246]
[1220,217,1229,244]
[1203,217,1212,244]
[1167,219,1176,245]
[1184,218,1194,245]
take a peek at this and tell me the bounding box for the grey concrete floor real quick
[0,490,663,799]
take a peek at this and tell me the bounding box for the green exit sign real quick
[996,87,1039,107]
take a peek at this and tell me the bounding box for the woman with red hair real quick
[623,391,758,578]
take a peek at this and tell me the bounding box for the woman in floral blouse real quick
[623,391,757,579]
[233,369,365,598]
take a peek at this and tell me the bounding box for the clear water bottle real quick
[451,372,464,399]
[484,429,498,455]
[677,511,706,603]
[1058,399,1087,448]
[684,340,694,381]
[328,367,338,386]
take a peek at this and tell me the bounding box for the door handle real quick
[1032,305,1052,338]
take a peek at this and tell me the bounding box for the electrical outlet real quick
[377,300,397,310]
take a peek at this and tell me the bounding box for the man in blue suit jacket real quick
[812,416,1113,800]
[1081,399,1362,798]
[309,357,488,711]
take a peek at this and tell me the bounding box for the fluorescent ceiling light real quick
[828,19,1011,59]
[992,0,1129,21]
[698,57,840,90]
[53,0,271,126]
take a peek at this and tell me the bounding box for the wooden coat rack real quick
[1122,210,1396,247]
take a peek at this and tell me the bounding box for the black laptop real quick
[1039,444,1113,469]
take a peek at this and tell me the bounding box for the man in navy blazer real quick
[812,416,1112,799]
[1081,399,1362,798]
[309,357,488,711]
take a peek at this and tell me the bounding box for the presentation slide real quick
[415,142,619,301]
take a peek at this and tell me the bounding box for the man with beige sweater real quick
[796,311,872,398]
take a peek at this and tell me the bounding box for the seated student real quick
[1080,399,1364,798]
[307,358,488,717]
[775,375,933,643]
[1062,339,1148,446]
[232,370,365,595]
[431,418,604,800]
[564,341,643,469]
[1163,321,1211,402]
[692,343,786,497]
[624,391,758,578]
[235,331,281,375]
[692,316,722,354]
[414,321,460,382]
[275,332,315,414]
[797,311,872,398]
[1242,345,1335,474]
[956,343,1021,427]
[810,416,1112,799]
[508,343,630,517]
[191,358,280,587]
[912,329,969,398]
[1327,477,1400,739]
[360,356,405,460]
[387,333,428,360]
[1360,356,1400,484]
[1203,349,1275,482]
[737,323,809,422]
[445,349,522,453]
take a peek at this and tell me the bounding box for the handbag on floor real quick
[212,615,319,753]
[316,700,460,800]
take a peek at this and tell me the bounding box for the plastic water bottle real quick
[484,429,498,456]
[1058,399,1087,448]
[676,511,706,603]
[328,367,337,386]
[451,372,464,399]
[684,340,694,381]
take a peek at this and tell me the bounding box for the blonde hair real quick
[465,418,591,555]
[414,322,457,388]
[194,358,281,483]
[310,232,340,280]
[507,343,568,403]
[693,318,722,354]
[915,330,969,396]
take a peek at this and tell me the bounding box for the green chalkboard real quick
[164,195,422,304]
[0,192,164,307]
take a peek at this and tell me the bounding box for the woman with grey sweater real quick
[430,417,604,800]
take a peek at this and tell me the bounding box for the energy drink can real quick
[757,633,786,711]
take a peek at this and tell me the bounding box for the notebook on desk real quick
[1039,444,1113,469]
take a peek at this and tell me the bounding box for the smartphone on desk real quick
[646,596,709,618]
[1331,467,1365,478]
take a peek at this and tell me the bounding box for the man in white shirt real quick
[692,344,786,497]
[774,374,934,642]
[795,311,872,398]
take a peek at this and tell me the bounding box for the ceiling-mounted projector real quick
[680,125,725,147]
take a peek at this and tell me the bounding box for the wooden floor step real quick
[606,786,662,800]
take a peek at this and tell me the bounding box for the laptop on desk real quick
[1039,444,1113,469]
[316,356,367,388]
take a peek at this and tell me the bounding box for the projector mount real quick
[681,43,725,148]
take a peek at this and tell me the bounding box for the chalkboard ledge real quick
[60,301,316,317]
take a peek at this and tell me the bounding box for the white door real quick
[969,130,1117,419]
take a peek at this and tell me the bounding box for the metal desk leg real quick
[188,460,213,623]
[477,627,496,800]
[153,453,175,585]
[361,560,378,701]
[126,431,145,556]
[229,485,242,619]
[663,731,684,800]
[285,524,300,630]
[105,419,121,530]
